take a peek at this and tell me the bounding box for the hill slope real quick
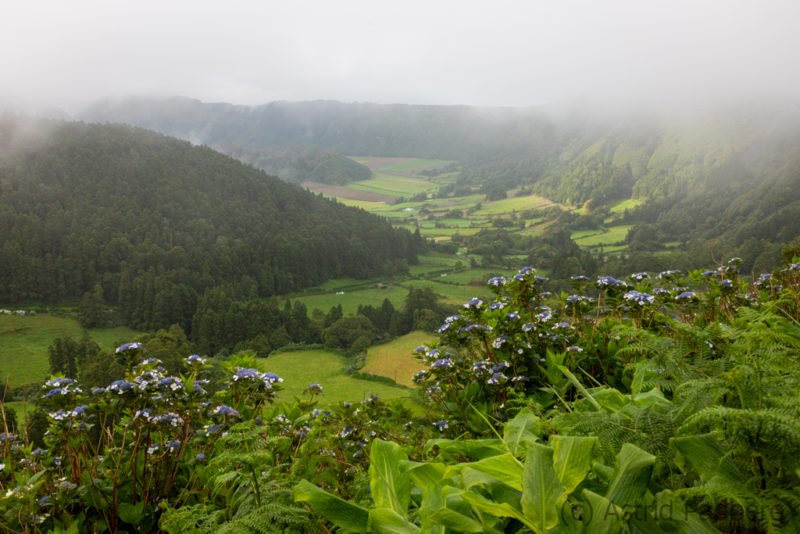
[80,98,800,268]
[0,116,420,330]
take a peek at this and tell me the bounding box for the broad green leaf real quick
[460,489,539,532]
[550,435,597,494]
[502,409,541,457]
[582,489,624,534]
[670,433,744,483]
[369,508,420,534]
[419,483,448,534]
[428,508,484,533]
[370,439,411,514]
[293,479,369,533]
[424,438,506,460]
[446,452,524,491]
[521,443,567,534]
[604,443,655,507]
[118,501,144,526]
[400,460,446,490]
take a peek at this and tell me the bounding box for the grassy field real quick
[290,285,405,316]
[609,198,645,213]
[361,331,432,387]
[472,194,553,215]
[372,159,451,174]
[348,173,434,197]
[0,315,137,387]
[573,225,633,247]
[397,279,491,306]
[259,349,412,405]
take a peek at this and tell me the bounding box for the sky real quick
[2,0,799,113]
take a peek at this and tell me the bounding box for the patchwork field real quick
[259,349,412,405]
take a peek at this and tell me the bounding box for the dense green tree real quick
[322,315,376,352]
[78,283,107,328]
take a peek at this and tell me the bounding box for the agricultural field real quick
[609,197,645,214]
[572,224,634,248]
[347,173,434,197]
[352,156,451,176]
[259,349,412,405]
[0,314,137,387]
[289,284,406,316]
[361,331,432,387]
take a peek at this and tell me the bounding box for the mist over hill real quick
[80,97,800,269]
[0,115,420,330]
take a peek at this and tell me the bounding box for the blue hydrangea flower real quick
[487,276,506,287]
[233,368,260,381]
[307,383,323,394]
[263,372,283,384]
[571,275,588,282]
[108,380,134,394]
[415,345,428,353]
[506,311,520,320]
[487,372,505,385]
[631,272,650,281]
[431,358,453,369]
[675,291,696,300]
[43,388,64,398]
[432,420,448,431]
[212,405,241,418]
[115,342,142,354]
[657,270,681,279]
[488,301,507,311]
[492,336,507,348]
[136,357,162,368]
[45,378,74,388]
[464,297,483,309]
[597,276,626,288]
[624,290,655,305]
[185,354,206,365]
[195,453,207,462]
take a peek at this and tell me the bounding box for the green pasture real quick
[397,280,491,307]
[573,225,633,247]
[609,198,645,213]
[291,285,405,316]
[348,173,434,197]
[472,194,553,215]
[407,253,465,276]
[3,400,30,430]
[437,268,507,286]
[361,331,432,387]
[418,227,482,238]
[0,314,137,387]
[259,349,412,404]
[373,159,451,174]
[336,198,389,210]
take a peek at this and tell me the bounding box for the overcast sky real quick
[2,0,799,113]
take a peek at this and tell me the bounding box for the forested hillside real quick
[0,116,420,330]
[80,98,800,267]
